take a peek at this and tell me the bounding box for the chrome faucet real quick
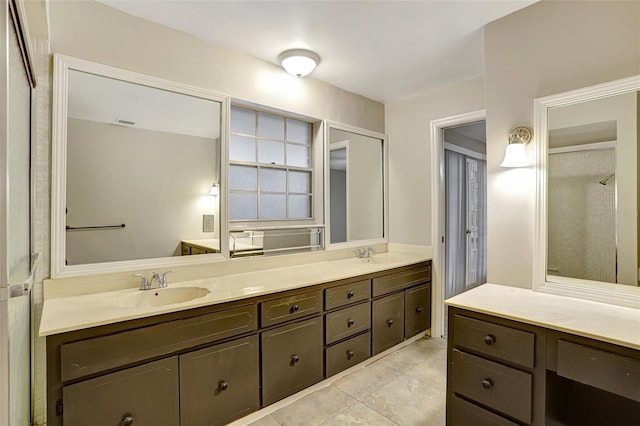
[355,247,376,259]
[133,270,174,290]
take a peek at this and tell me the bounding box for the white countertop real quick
[39,252,428,336]
[445,284,640,350]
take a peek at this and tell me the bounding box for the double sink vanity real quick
[40,252,432,426]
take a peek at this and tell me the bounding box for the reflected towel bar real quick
[66,224,126,231]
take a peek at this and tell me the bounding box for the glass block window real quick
[229,106,313,221]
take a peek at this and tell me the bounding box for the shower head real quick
[599,173,615,185]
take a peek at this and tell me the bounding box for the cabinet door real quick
[180,335,260,426]
[405,284,431,338]
[62,357,179,426]
[261,317,323,405]
[372,293,404,355]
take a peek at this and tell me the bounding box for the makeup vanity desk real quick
[445,284,640,426]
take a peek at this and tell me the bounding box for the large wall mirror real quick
[533,75,640,308]
[325,123,387,248]
[52,55,227,278]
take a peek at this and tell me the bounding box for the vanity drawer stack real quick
[446,308,545,426]
[323,279,372,377]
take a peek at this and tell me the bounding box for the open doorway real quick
[430,111,486,338]
[443,121,487,302]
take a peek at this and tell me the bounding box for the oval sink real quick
[116,287,210,308]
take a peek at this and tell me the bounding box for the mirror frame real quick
[51,54,229,278]
[324,121,388,250]
[533,74,640,308]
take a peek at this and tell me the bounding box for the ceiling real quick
[98,0,538,104]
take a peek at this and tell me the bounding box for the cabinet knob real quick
[219,381,229,391]
[481,378,494,391]
[290,304,300,313]
[291,354,300,365]
[347,350,355,360]
[415,306,424,313]
[347,291,355,299]
[347,319,355,327]
[386,319,394,327]
[122,416,134,426]
[483,334,496,346]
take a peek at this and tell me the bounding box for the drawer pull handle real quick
[386,319,394,327]
[483,334,496,346]
[347,350,355,360]
[347,291,355,299]
[290,305,300,313]
[416,306,424,313]
[291,354,300,365]
[347,319,355,327]
[219,381,229,391]
[481,378,494,391]
[122,416,134,426]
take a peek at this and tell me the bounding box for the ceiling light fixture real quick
[278,49,320,78]
[500,126,533,168]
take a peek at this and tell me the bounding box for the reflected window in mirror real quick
[52,55,227,277]
[327,124,387,247]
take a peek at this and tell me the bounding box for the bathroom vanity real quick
[41,257,431,426]
[445,284,640,425]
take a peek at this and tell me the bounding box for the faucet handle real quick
[132,273,150,290]
[367,247,376,255]
[158,270,174,288]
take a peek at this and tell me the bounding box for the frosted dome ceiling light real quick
[278,49,320,78]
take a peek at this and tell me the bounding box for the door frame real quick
[429,110,485,338]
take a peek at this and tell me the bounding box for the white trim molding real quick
[533,74,640,309]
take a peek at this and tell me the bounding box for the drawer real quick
[261,317,324,405]
[261,290,322,327]
[557,340,640,402]
[405,283,431,338]
[372,292,404,355]
[61,304,258,382]
[325,279,370,310]
[325,302,371,345]
[180,335,260,426]
[63,357,179,426]
[449,395,519,426]
[325,332,371,377]
[181,243,191,255]
[372,264,430,297]
[453,315,534,369]
[450,349,532,424]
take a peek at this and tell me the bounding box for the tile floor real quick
[248,337,447,426]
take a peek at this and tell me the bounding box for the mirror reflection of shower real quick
[599,173,615,185]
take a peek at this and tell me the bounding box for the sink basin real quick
[358,254,408,265]
[115,287,210,308]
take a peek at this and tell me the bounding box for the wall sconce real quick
[500,126,533,168]
[209,183,219,196]
[278,49,320,78]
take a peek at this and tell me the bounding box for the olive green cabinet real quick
[180,335,260,426]
[62,357,180,426]
[261,317,324,405]
[48,261,432,426]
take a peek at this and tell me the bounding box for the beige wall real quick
[48,0,384,132]
[485,0,640,288]
[385,76,485,245]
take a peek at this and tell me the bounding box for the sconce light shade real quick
[500,126,533,168]
[278,49,320,77]
[209,183,219,196]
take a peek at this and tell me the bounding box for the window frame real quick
[226,103,324,230]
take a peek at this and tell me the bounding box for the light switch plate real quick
[203,214,215,232]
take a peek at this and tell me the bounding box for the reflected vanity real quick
[533,74,640,307]
[52,55,227,277]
